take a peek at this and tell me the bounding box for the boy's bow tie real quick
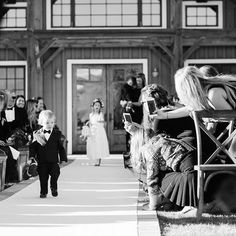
[7,107,14,110]
[43,130,51,134]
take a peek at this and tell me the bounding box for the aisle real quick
[0,155,141,236]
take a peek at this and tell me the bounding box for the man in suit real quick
[29,110,67,198]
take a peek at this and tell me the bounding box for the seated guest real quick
[0,90,18,184]
[125,83,197,211]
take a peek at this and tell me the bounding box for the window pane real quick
[7,79,15,90]
[7,19,16,27]
[143,4,150,14]
[152,3,160,14]
[207,7,217,16]
[142,15,150,25]
[197,7,206,16]
[187,7,196,16]
[108,5,121,15]
[62,5,70,14]
[207,17,216,25]
[0,68,6,79]
[92,16,106,26]
[107,15,121,26]
[92,5,106,15]
[16,68,24,79]
[107,0,122,3]
[197,16,206,25]
[16,9,25,17]
[62,16,70,26]
[7,68,14,79]
[7,9,16,18]
[75,16,91,26]
[76,5,90,15]
[16,79,24,89]
[123,15,137,26]
[90,69,103,81]
[53,16,61,26]
[0,80,6,89]
[91,0,106,3]
[77,69,89,81]
[152,14,160,25]
[187,16,196,26]
[53,5,61,14]
[17,19,26,27]
[123,4,137,14]
[75,0,90,3]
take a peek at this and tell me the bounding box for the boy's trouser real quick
[38,162,60,194]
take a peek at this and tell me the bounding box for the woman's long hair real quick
[26,99,38,129]
[175,66,236,111]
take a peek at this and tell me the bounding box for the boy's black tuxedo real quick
[29,127,67,163]
[29,127,67,195]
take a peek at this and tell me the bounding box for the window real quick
[47,0,167,29]
[0,1,27,30]
[0,66,26,95]
[182,1,223,29]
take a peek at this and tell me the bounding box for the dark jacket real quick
[29,128,67,164]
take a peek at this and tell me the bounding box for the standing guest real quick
[120,76,137,152]
[4,90,17,137]
[25,98,39,134]
[14,95,28,130]
[29,110,67,198]
[36,96,46,114]
[15,95,26,109]
[86,98,109,166]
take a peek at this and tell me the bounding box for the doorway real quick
[67,59,148,154]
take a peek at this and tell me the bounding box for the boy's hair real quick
[38,110,56,125]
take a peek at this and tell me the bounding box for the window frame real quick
[182,1,223,29]
[0,61,28,98]
[46,0,167,30]
[0,2,27,31]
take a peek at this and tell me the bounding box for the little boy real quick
[29,110,67,198]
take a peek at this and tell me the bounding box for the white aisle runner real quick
[0,155,140,236]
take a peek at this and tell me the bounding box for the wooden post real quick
[27,0,43,98]
[171,0,183,94]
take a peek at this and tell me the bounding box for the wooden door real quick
[72,64,107,153]
[72,63,143,153]
[106,64,143,152]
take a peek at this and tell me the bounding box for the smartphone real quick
[146,99,157,115]
[123,113,132,123]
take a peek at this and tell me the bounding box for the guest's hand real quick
[0,140,6,146]
[124,121,140,135]
[149,109,166,120]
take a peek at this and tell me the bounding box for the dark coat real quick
[29,128,67,164]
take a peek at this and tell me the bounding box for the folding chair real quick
[192,110,236,218]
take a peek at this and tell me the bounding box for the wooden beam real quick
[148,37,174,61]
[149,46,171,66]
[43,46,64,69]
[183,36,206,60]
[1,39,26,59]
[35,38,58,60]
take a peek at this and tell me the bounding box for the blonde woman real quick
[155,66,236,156]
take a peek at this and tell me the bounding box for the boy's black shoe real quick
[51,188,58,197]
[40,194,47,198]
